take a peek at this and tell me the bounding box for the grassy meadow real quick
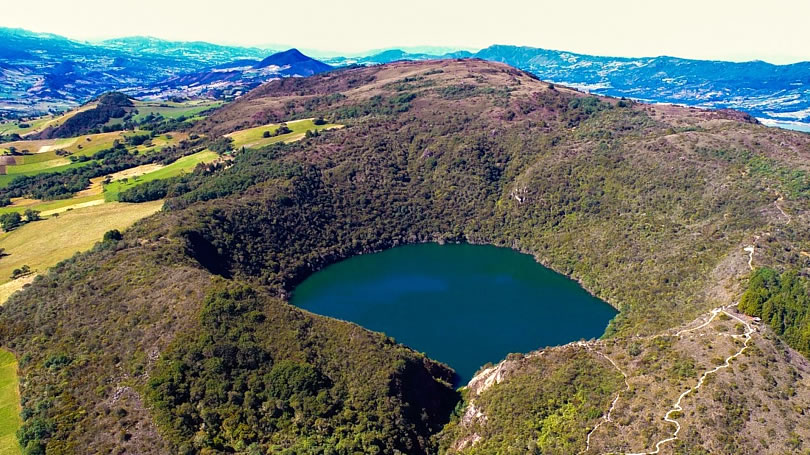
[0,350,20,455]
[0,194,104,216]
[131,132,189,154]
[0,145,213,214]
[1,131,131,162]
[0,137,75,156]
[3,159,72,174]
[0,131,129,188]
[0,201,163,285]
[132,100,223,121]
[103,150,219,201]
[0,116,53,137]
[227,118,342,149]
[0,275,36,307]
[0,131,188,190]
[0,161,95,188]
[0,160,97,188]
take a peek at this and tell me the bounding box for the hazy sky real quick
[2,0,809,63]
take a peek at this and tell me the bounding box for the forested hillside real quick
[0,59,808,453]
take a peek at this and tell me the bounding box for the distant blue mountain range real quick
[0,28,274,114]
[1,27,808,131]
[133,49,333,101]
[337,46,810,131]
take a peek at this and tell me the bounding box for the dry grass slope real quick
[0,201,162,285]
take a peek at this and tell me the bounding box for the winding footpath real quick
[774,194,792,225]
[581,201,788,454]
[581,284,757,454]
[744,246,755,270]
[624,305,755,455]
[581,306,742,454]
[579,347,630,455]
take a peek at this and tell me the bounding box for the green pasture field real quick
[103,150,219,201]
[226,118,342,150]
[0,349,20,455]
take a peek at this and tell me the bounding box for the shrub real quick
[23,209,40,222]
[275,123,292,135]
[0,212,22,231]
[118,178,174,202]
[103,229,123,242]
[43,353,72,370]
[125,134,151,146]
[10,265,31,279]
[209,137,234,155]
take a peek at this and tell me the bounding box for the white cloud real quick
[1,0,808,63]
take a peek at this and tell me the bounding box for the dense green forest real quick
[1,60,809,454]
[148,282,457,454]
[740,268,810,357]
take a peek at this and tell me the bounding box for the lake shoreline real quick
[291,242,617,384]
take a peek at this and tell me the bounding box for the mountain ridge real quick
[326,44,810,128]
[138,48,334,101]
[2,27,809,130]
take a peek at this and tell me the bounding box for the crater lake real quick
[292,243,617,384]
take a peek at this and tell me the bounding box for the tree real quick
[209,137,234,155]
[275,123,292,136]
[10,264,31,279]
[0,212,22,231]
[24,209,41,222]
[262,131,271,138]
[313,117,327,126]
[103,229,123,242]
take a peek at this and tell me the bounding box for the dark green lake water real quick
[292,243,617,385]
